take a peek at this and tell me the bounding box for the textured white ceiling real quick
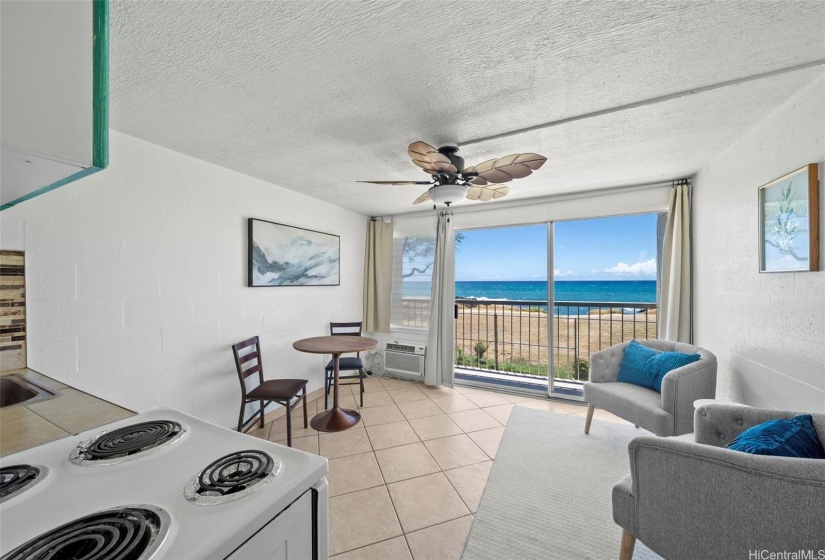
[110,1,825,216]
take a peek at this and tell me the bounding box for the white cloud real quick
[604,258,657,276]
[554,269,576,277]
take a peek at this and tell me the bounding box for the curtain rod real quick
[387,178,683,219]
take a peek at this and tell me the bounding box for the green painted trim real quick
[2,0,109,212]
[92,0,109,169]
[0,166,103,211]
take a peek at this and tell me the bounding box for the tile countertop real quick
[0,368,135,457]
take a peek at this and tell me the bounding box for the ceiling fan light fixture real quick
[429,184,469,207]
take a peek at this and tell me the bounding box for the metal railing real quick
[396,298,658,383]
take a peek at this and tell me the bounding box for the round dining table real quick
[292,335,377,432]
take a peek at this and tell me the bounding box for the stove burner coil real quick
[184,450,279,505]
[70,420,185,466]
[0,465,41,501]
[3,506,170,560]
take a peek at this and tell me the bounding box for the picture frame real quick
[758,163,819,273]
[247,218,340,287]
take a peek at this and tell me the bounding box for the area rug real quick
[462,406,662,560]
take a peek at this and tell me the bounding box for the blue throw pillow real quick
[616,340,701,392]
[726,415,825,459]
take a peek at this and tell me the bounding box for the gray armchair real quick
[613,404,825,560]
[583,340,717,437]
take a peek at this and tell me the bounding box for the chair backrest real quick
[330,322,362,336]
[232,336,264,397]
[330,322,362,356]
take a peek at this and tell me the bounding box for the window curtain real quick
[363,219,394,333]
[424,212,455,387]
[659,182,692,342]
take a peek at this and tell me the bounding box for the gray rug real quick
[463,406,662,560]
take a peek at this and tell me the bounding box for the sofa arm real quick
[694,403,796,447]
[659,355,717,435]
[626,436,825,558]
[589,341,630,383]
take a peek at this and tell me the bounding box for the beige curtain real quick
[424,212,455,387]
[363,219,394,333]
[659,183,692,342]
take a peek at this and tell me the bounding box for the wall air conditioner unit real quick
[384,341,426,379]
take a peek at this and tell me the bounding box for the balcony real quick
[398,297,658,387]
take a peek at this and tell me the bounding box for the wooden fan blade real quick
[408,141,457,175]
[461,166,488,185]
[466,185,510,202]
[358,180,432,185]
[467,153,547,184]
[413,190,432,204]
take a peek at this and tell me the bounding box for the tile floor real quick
[248,376,629,560]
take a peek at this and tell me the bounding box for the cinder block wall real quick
[0,131,367,427]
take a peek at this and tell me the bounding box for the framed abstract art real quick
[248,218,340,287]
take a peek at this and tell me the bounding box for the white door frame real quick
[546,221,555,398]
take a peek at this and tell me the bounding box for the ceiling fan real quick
[359,141,547,208]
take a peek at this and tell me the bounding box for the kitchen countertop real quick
[0,368,135,457]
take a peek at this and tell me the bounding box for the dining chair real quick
[232,336,308,447]
[324,322,366,409]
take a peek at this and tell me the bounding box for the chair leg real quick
[324,372,331,410]
[359,369,364,407]
[259,400,266,429]
[302,387,308,428]
[286,403,293,448]
[238,400,246,432]
[619,529,636,560]
[584,403,595,434]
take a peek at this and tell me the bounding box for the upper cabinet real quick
[1,0,108,210]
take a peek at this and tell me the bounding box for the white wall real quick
[0,131,367,427]
[693,74,825,413]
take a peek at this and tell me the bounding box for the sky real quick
[454,213,659,281]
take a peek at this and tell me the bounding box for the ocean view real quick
[403,280,656,303]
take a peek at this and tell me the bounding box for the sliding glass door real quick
[453,214,660,400]
[549,214,660,399]
[453,224,549,394]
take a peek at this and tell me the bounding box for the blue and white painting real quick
[248,219,340,286]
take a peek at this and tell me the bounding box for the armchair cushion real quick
[585,381,673,436]
[727,414,825,459]
[617,339,700,392]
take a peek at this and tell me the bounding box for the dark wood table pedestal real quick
[309,350,360,431]
[292,335,377,433]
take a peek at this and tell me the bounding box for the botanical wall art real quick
[758,163,819,272]
[248,218,340,286]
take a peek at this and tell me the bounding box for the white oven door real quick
[227,491,313,560]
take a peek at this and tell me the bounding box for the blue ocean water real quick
[404,280,656,303]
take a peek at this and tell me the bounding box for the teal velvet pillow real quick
[726,415,825,459]
[617,340,701,392]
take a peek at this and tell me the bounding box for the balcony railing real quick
[396,298,658,383]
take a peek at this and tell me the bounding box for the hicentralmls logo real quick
[749,551,825,560]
